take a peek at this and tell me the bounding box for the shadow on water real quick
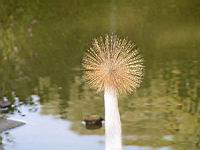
[0,0,200,149]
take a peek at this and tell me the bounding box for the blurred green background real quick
[0,0,200,149]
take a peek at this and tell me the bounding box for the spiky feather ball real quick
[82,34,144,94]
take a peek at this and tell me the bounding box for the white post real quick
[104,87,122,150]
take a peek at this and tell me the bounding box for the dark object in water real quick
[0,100,12,109]
[82,115,104,130]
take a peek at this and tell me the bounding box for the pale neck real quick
[104,87,122,150]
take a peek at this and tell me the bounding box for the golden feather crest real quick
[82,34,144,93]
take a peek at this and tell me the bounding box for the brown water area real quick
[0,0,200,150]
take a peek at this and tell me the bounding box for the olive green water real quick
[0,0,200,149]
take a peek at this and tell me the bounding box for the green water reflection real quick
[0,0,200,149]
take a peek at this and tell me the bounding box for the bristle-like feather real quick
[82,34,144,93]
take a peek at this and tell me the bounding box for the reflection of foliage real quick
[0,0,38,27]
[36,77,63,117]
[0,0,39,99]
[67,75,104,135]
[67,76,104,120]
[0,137,2,150]
[0,27,24,98]
[63,60,200,149]
[0,28,17,60]
[0,0,200,149]
[122,60,200,149]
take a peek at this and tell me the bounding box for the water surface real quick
[0,0,200,149]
